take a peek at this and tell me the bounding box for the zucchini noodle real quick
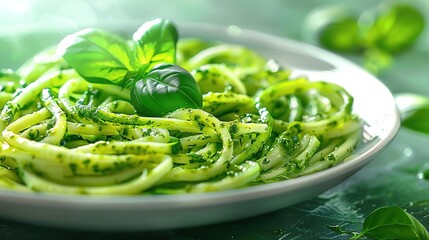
[0,37,362,195]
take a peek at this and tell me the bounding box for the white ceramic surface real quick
[0,22,400,231]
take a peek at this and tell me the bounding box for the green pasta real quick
[0,20,362,195]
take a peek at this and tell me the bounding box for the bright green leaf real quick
[58,28,135,84]
[303,5,363,53]
[318,16,362,53]
[363,48,392,75]
[365,4,425,53]
[395,93,429,135]
[360,206,429,240]
[132,18,178,72]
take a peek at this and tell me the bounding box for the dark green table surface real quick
[1,0,429,239]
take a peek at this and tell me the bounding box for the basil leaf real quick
[130,63,202,117]
[303,5,363,53]
[58,28,136,84]
[132,18,178,72]
[318,16,361,53]
[361,206,429,240]
[395,93,429,135]
[365,4,425,54]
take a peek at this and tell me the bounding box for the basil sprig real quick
[350,206,429,240]
[58,18,202,116]
[306,3,425,75]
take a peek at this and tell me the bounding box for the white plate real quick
[0,22,400,231]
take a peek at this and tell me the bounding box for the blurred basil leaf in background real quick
[362,48,392,76]
[304,1,428,135]
[395,93,429,135]
[303,1,425,75]
[303,5,363,53]
[363,4,425,54]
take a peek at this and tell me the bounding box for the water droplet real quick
[417,170,429,180]
[417,162,429,180]
[403,147,413,158]
[227,25,242,37]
